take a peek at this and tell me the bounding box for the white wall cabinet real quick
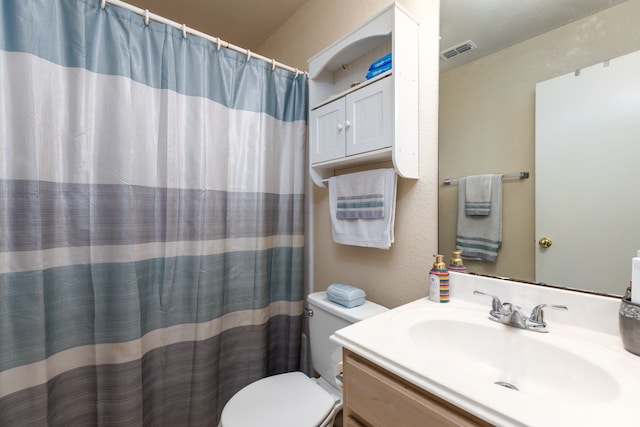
[310,76,392,164]
[307,4,419,186]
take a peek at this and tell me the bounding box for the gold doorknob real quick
[538,237,552,248]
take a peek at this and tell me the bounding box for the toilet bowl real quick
[219,290,387,427]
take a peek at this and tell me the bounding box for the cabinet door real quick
[309,98,346,164]
[345,76,392,156]
[343,350,492,427]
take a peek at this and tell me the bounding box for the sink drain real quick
[494,381,519,391]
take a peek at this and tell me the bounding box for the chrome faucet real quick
[473,290,568,333]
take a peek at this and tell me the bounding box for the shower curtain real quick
[0,0,307,425]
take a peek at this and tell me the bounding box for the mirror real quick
[438,0,640,296]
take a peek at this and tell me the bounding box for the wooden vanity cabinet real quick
[342,349,492,427]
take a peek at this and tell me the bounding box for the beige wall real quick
[259,0,441,308]
[439,0,640,282]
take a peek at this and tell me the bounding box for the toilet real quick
[219,291,387,427]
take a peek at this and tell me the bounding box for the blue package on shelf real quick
[368,52,392,71]
[365,62,392,80]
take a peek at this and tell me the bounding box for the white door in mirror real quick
[535,49,640,294]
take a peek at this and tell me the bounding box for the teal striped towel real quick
[456,175,502,262]
[336,193,384,219]
[328,169,397,249]
[332,169,388,219]
[465,174,493,216]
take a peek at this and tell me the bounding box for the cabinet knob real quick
[336,123,343,131]
[345,120,352,128]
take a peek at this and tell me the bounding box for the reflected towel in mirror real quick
[465,174,493,215]
[456,175,502,261]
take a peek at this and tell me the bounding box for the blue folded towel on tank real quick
[327,283,366,308]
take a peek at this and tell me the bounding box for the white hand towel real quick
[465,174,493,216]
[335,172,385,219]
[328,168,397,249]
[456,175,502,262]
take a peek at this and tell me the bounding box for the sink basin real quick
[400,314,620,404]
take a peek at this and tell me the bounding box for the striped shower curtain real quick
[0,0,307,425]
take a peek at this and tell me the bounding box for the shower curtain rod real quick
[100,0,308,77]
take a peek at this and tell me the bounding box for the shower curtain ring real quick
[182,24,187,38]
[294,68,299,78]
[246,49,252,61]
[271,59,276,71]
[144,9,150,26]
[100,0,106,10]
[216,37,221,51]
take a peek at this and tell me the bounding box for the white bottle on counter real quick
[632,250,640,305]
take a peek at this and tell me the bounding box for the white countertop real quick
[331,273,640,426]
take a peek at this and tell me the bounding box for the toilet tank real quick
[307,291,387,386]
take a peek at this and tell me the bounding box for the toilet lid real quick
[220,372,336,427]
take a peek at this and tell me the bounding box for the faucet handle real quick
[529,304,569,324]
[473,290,502,316]
[499,302,521,316]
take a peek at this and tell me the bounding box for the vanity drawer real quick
[343,350,490,427]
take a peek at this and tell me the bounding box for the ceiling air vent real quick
[440,40,477,61]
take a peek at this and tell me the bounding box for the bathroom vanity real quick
[332,272,640,426]
[342,349,490,426]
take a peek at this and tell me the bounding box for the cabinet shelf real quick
[307,3,419,187]
[310,148,393,185]
[311,35,391,76]
[311,70,392,111]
